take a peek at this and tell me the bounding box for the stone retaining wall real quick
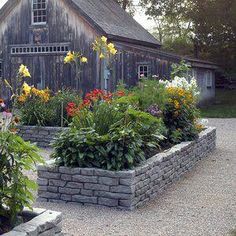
[3,208,63,236]
[37,127,216,210]
[17,126,67,147]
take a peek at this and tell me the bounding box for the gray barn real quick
[0,0,218,103]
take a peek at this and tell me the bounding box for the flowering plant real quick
[92,36,118,90]
[92,36,118,59]
[0,65,44,233]
[66,89,125,117]
[18,84,50,103]
[159,76,200,97]
[64,51,88,91]
[1,65,31,132]
[160,77,202,143]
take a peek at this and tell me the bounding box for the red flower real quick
[66,102,77,117]
[116,91,125,97]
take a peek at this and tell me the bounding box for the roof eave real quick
[0,0,20,22]
[107,34,161,49]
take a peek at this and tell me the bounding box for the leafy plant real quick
[18,89,80,127]
[163,86,201,143]
[52,100,166,170]
[126,108,166,154]
[171,60,191,79]
[132,79,168,111]
[52,124,146,171]
[0,132,44,232]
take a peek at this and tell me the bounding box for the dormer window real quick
[32,0,47,25]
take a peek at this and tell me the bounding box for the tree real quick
[141,0,236,73]
[115,0,135,14]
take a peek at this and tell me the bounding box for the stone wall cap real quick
[2,209,62,236]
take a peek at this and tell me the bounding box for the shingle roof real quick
[71,0,161,47]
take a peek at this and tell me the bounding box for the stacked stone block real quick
[3,208,63,236]
[37,127,216,210]
[18,126,67,147]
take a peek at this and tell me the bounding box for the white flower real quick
[199,119,209,127]
[160,76,200,97]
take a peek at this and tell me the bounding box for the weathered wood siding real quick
[0,0,216,104]
[109,42,177,91]
[0,0,99,99]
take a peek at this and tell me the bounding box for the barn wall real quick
[0,0,216,103]
[109,43,176,91]
[0,0,100,100]
[195,68,216,104]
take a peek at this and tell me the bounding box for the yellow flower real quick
[174,100,180,109]
[19,64,31,78]
[22,82,31,95]
[18,95,27,103]
[64,51,75,64]
[99,53,105,59]
[101,36,107,43]
[107,43,115,50]
[110,48,117,55]
[80,57,88,63]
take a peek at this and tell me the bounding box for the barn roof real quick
[70,0,161,47]
[0,0,161,48]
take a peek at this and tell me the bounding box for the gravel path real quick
[33,119,236,236]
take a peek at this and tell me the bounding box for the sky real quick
[0,0,155,30]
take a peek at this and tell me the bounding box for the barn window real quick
[138,64,151,79]
[10,44,70,55]
[32,0,47,24]
[205,70,213,88]
[0,60,3,79]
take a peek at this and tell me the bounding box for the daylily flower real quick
[101,36,107,43]
[80,57,88,63]
[19,64,31,78]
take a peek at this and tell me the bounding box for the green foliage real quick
[0,132,44,231]
[132,79,168,111]
[163,37,193,57]
[52,126,146,171]
[71,102,123,135]
[163,87,200,144]
[142,0,235,72]
[114,95,139,112]
[19,90,80,127]
[52,102,166,171]
[171,60,191,79]
[126,108,167,155]
[52,78,202,171]
[201,89,236,118]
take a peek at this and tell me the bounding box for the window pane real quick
[32,0,47,24]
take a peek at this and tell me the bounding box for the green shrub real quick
[52,125,146,171]
[132,79,168,111]
[126,108,167,154]
[0,132,44,232]
[163,86,201,144]
[18,89,81,127]
[52,103,166,170]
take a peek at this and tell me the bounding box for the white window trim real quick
[205,70,213,88]
[138,64,151,79]
[32,0,47,25]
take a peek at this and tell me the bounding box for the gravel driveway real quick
[33,119,236,236]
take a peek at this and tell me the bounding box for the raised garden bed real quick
[37,127,216,210]
[17,126,67,148]
[2,208,63,236]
